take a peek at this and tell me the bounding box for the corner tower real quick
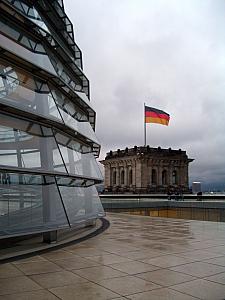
[101,146,193,194]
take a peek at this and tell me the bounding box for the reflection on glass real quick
[59,109,99,144]
[0,114,66,174]
[0,61,97,138]
[0,20,45,54]
[59,185,105,225]
[0,173,69,236]
[0,66,19,98]
[56,176,94,187]
[54,132,91,154]
[59,145,103,180]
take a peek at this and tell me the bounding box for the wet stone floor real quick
[0,213,225,299]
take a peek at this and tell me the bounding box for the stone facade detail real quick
[101,146,194,194]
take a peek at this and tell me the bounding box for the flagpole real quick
[144,102,146,146]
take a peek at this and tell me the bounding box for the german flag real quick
[145,106,170,126]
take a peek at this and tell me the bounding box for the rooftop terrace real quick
[1,213,225,299]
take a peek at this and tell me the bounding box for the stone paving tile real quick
[0,263,23,279]
[30,270,88,289]
[204,272,225,285]
[140,254,196,268]
[140,243,175,253]
[136,269,196,287]
[15,260,62,275]
[0,290,59,300]
[98,275,161,296]
[40,249,79,261]
[110,298,128,300]
[118,249,166,260]
[65,241,94,249]
[100,246,141,254]
[170,261,225,278]
[176,249,224,261]
[109,261,160,275]
[85,254,133,265]
[126,287,199,300]
[72,265,127,282]
[171,278,225,300]
[65,246,111,257]
[49,281,120,300]
[53,256,100,270]
[205,245,225,254]
[203,255,225,267]
[0,276,41,296]
[12,255,47,264]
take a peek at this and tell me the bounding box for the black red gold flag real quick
[145,106,170,126]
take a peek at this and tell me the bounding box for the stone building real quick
[101,146,194,194]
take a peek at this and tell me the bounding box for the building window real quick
[162,170,167,185]
[128,169,132,186]
[113,170,117,185]
[121,170,124,185]
[172,170,177,185]
[152,169,157,185]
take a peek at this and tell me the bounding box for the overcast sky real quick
[64,0,225,188]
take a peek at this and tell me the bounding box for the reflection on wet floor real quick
[108,207,225,222]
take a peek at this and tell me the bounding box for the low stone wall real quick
[100,194,225,219]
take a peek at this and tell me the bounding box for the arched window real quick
[152,169,157,185]
[129,169,132,186]
[121,170,124,185]
[112,170,117,185]
[162,170,167,185]
[172,170,177,185]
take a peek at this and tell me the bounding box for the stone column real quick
[104,164,110,188]
[141,159,148,189]
[169,164,173,185]
[158,165,162,185]
[177,167,181,185]
[132,159,136,187]
[185,163,189,188]
[149,166,152,187]
[110,166,114,186]
[135,159,142,189]
[179,165,184,185]
[116,165,120,186]
[124,164,128,187]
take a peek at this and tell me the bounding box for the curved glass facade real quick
[0,0,104,239]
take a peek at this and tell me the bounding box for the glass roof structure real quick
[0,0,104,239]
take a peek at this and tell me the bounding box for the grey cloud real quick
[64,0,225,188]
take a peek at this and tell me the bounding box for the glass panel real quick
[59,145,103,180]
[0,21,45,54]
[0,173,69,237]
[0,113,67,174]
[0,66,63,123]
[0,21,20,41]
[59,109,99,144]
[0,65,19,97]
[59,185,105,225]
[51,88,88,121]
[54,132,91,154]
[0,33,57,75]
[56,176,94,187]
